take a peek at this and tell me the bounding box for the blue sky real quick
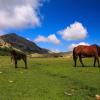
[0,0,100,52]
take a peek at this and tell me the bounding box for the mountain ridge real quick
[0,33,49,54]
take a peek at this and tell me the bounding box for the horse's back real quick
[73,45,98,57]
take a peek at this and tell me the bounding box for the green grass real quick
[0,56,100,100]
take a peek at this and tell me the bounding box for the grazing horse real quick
[10,49,27,69]
[73,45,100,67]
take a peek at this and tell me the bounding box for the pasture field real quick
[0,56,100,100]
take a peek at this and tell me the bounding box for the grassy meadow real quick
[0,56,100,100]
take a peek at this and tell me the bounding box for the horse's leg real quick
[23,56,27,69]
[15,60,18,68]
[95,56,99,67]
[93,57,96,67]
[25,59,27,69]
[73,56,77,67]
[75,56,78,67]
[73,54,77,67]
[79,56,84,67]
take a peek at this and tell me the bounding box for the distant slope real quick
[30,51,73,58]
[0,33,49,54]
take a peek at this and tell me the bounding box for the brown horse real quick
[10,49,27,69]
[73,45,100,67]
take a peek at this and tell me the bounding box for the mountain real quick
[0,33,49,54]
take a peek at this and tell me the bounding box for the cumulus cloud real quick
[48,34,60,44]
[34,35,47,42]
[0,0,44,30]
[34,34,60,44]
[68,42,90,51]
[58,22,88,40]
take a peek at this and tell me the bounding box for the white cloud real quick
[0,0,44,30]
[48,34,60,44]
[34,35,47,42]
[68,42,90,51]
[34,34,60,44]
[58,22,88,40]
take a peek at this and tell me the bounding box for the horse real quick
[73,45,100,67]
[10,49,27,69]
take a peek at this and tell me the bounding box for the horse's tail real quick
[73,47,77,67]
[73,47,76,60]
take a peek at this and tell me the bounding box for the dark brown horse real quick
[73,45,100,67]
[10,49,27,69]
